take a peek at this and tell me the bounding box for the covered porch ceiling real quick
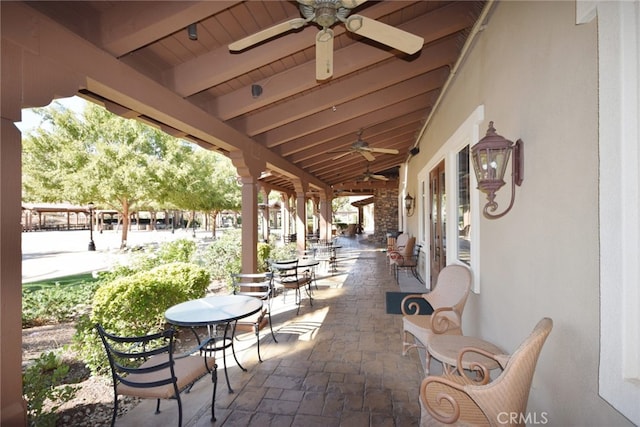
[19,0,486,196]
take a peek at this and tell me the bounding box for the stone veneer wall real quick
[372,187,399,244]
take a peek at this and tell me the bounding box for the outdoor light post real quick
[87,202,96,251]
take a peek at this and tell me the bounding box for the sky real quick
[15,96,87,133]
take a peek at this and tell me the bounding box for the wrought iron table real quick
[165,295,262,393]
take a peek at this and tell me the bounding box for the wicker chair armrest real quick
[456,347,508,384]
[430,306,461,334]
[420,375,473,424]
[400,293,428,315]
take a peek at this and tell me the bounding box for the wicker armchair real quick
[419,318,553,426]
[401,264,472,373]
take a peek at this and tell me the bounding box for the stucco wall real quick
[408,1,633,426]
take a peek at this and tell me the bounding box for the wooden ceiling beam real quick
[255,81,441,148]
[310,135,415,181]
[226,48,453,135]
[298,125,420,171]
[212,2,475,118]
[279,108,426,160]
[99,2,237,57]
[168,1,410,96]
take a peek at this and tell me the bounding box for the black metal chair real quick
[231,272,278,362]
[391,242,423,284]
[314,242,337,274]
[270,259,312,314]
[96,324,217,426]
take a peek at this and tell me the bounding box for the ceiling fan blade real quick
[316,29,334,80]
[363,175,370,181]
[369,147,399,155]
[372,174,389,181]
[360,150,376,161]
[331,151,351,161]
[345,15,424,55]
[229,18,307,51]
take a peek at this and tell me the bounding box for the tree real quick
[164,148,241,238]
[22,102,206,247]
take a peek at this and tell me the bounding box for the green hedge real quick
[74,261,210,375]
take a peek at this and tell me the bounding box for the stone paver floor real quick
[117,236,429,427]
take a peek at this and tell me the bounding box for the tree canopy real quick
[22,101,241,246]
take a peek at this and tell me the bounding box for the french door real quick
[429,160,446,287]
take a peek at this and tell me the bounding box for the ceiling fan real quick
[228,0,424,80]
[329,129,399,161]
[360,166,389,182]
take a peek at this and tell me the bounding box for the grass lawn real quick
[23,273,100,292]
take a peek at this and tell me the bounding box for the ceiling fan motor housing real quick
[300,0,352,28]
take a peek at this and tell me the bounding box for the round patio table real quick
[165,295,262,393]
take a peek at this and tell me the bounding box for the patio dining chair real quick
[419,318,553,426]
[390,241,422,283]
[231,272,278,362]
[401,264,472,374]
[314,242,337,274]
[387,233,410,257]
[270,259,312,314]
[96,324,217,427]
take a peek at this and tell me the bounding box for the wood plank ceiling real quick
[25,0,485,196]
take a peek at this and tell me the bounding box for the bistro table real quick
[427,334,506,382]
[165,295,262,393]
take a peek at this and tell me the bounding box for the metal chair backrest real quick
[270,259,300,285]
[97,324,178,392]
[232,272,273,297]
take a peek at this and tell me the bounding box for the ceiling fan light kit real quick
[228,0,424,80]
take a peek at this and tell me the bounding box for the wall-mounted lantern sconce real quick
[405,194,415,217]
[251,84,263,98]
[471,121,524,219]
[187,23,198,41]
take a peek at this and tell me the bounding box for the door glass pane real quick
[457,145,471,265]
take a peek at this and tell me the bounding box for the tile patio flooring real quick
[117,236,432,427]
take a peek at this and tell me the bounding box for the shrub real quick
[197,229,242,285]
[257,242,271,272]
[196,231,285,286]
[23,351,78,427]
[269,243,298,261]
[73,262,210,375]
[157,238,197,263]
[22,281,100,328]
[98,238,197,282]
